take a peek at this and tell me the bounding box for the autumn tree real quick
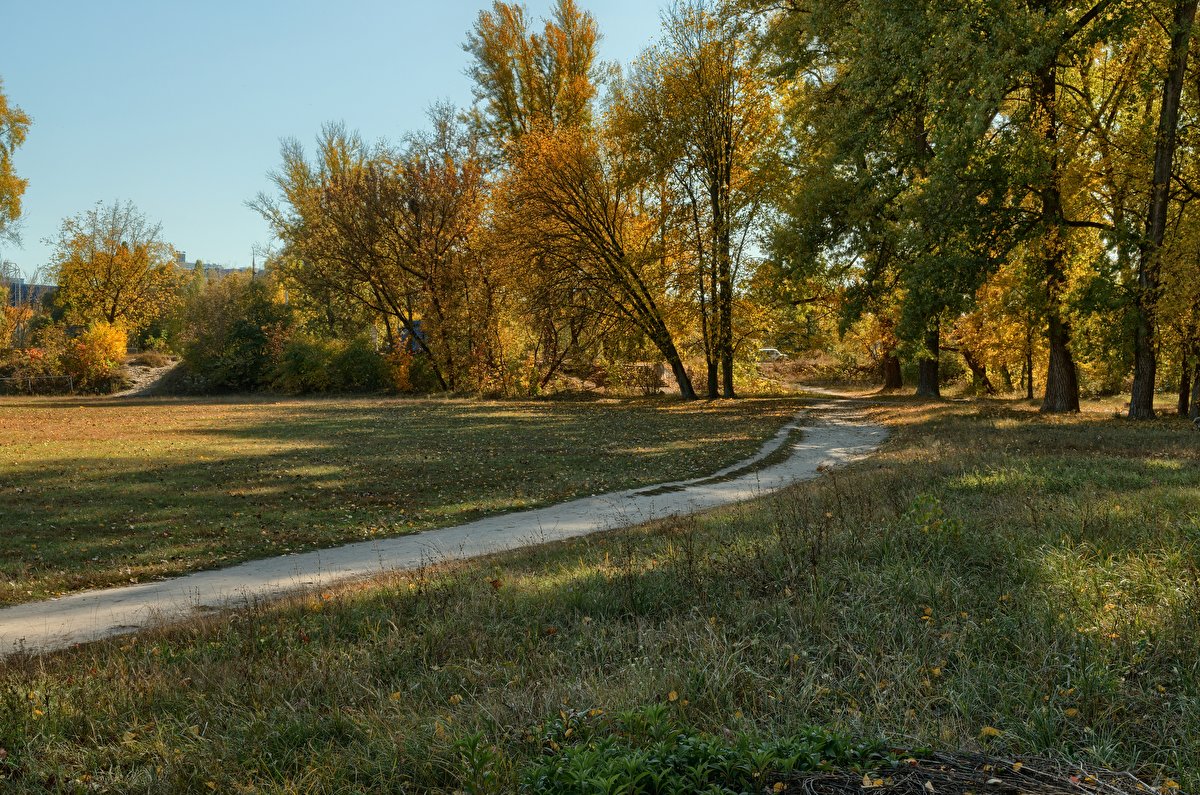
[465,0,614,390]
[497,126,698,398]
[0,78,30,242]
[255,111,500,392]
[49,201,181,333]
[464,0,600,156]
[614,0,782,398]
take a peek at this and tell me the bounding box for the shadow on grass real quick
[0,396,801,603]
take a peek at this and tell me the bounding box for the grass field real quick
[2,397,1198,793]
[0,394,799,606]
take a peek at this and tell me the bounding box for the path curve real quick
[0,399,886,655]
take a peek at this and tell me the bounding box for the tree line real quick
[2,0,1199,415]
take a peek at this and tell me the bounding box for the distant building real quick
[175,251,258,279]
[2,276,56,307]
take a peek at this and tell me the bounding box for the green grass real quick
[2,398,1199,793]
[0,394,799,605]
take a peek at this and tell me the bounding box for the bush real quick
[271,333,336,393]
[180,275,291,392]
[271,334,389,394]
[61,322,128,393]
[329,336,389,391]
[127,351,172,368]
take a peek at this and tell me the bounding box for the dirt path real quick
[110,362,180,398]
[0,398,887,655]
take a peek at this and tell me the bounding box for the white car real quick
[757,347,789,362]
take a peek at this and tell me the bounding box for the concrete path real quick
[0,399,886,655]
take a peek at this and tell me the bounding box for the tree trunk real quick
[1130,0,1198,419]
[915,319,941,399]
[1042,314,1081,413]
[1029,47,1082,414]
[666,350,697,400]
[718,247,735,398]
[1178,354,1192,417]
[1191,368,1200,420]
[1025,335,1035,400]
[706,362,719,399]
[962,348,996,396]
[882,354,903,391]
[648,325,697,400]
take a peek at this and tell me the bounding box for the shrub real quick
[61,322,128,393]
[127,350,171,368]
[270,334,389,394]
[180,274,291,392]
[329,336,389,391]
[271,333,336,393]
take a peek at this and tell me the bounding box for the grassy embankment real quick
[1,397,1198,792]
[0,395,798,605]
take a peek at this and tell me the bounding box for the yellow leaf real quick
[774,783,786,793]
[979,726,1001,739]
[1162,780,1181,790]
[1064,708,1079,718]
[668,690,678,702]
[448,694,462,705]
[1012,762,1023,772]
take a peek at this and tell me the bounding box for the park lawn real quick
[0,394,801,606]
[1,398,1198,793]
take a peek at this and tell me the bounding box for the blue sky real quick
[0,0,665,279]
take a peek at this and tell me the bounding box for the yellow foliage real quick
[50,201,181,333]
[62,322,128,392]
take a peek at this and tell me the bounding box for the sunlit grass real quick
[0,394,800,605]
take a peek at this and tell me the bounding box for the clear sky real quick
[0,0,666,280]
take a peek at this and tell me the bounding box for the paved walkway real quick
[0,399,887,655]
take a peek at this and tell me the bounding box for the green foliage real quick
[523,706,887,794]
[271,334,390,394]
[330,336,390,391]
[180,274,290,392]
[270,333,335,393]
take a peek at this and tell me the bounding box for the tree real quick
[464,0,600,157]
[255,111,499,393]
[497,126,699,399]
[0,78,31,242]
[466,0,613,390]
[49,201,181,332]
[1128,0,1199,418]
[614,0,782,398]
[762,0,1023,399]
